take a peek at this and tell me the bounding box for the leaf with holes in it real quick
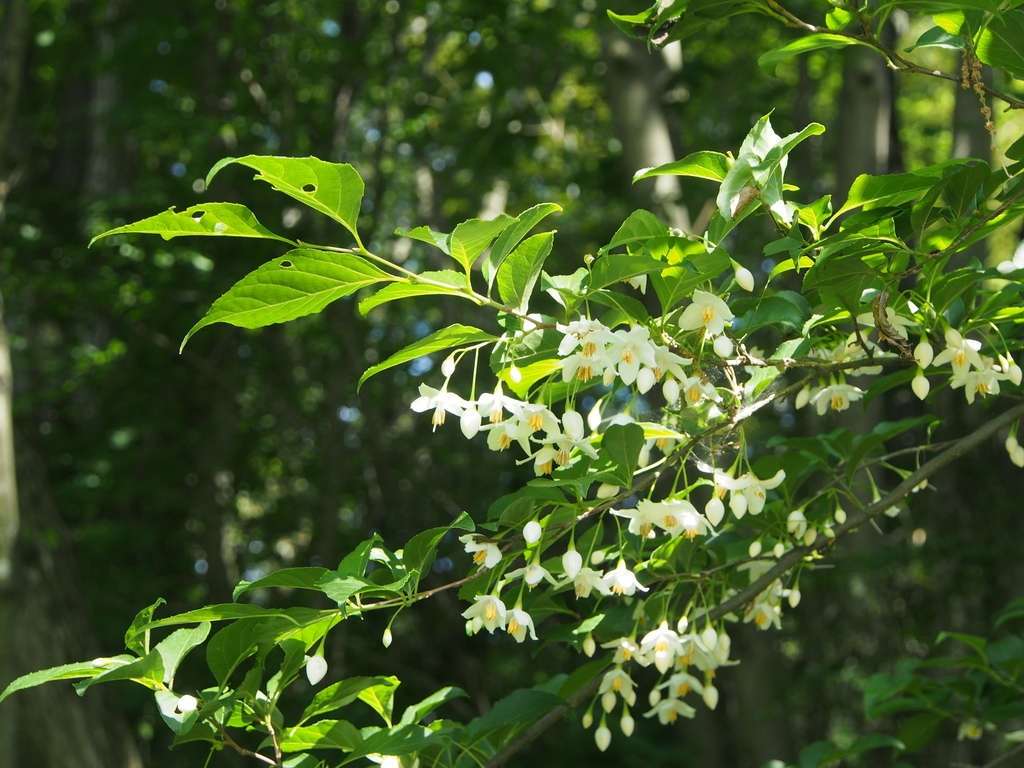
[89,203,295,247]
[181,249,393,350]
[206,156,365,239]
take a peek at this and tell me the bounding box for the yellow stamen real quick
[680,650,693,665]
[497,433,512,450]
[583,340,597,356]
[655,640,669,653]
[656,437,669,450]
[432,408,446,426]
[485,604,497,622]
[755,611,769,627]
[612,677,622,691]
[688,385,701,404]
[830,395,844,410]
[474,550,487,565]
[538,459,553,475]
[667,708,678,722]
[652,366,663,380]
[706,669,716,679]
[556,448,571,466]
[621,348,634,364]
[663,514,678,529]
[702,306,715,325]
[955,349,966,367]
[507,618,520,635]
[683,528,698,540]
[577,364,593,381]
[528,413,544,431]
[677,683,690,696]
[640,522,653,538]
[622,647,633,661]
[491,408,504,423]
[975,381,990,397]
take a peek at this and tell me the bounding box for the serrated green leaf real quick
[154,622,211,687]
[466,688,566,740]
[590,253,667,291]
[400,686,467,725]
[837,173,935,217]
[803,255,878,310]
[633,151,731,183]
[0,660,109,705]
[279,720,363,752]
[206,618,268,685]
[483,203,562,289]
[819,734,906,764]
[75,649,164,695]
[449,215,515,273]
[737,292,811,335]
[898,711,942,753]
[358,677,400,726]
[300,677,391,723]
[758,33,863,77]
[977,10,1024,79]
[233,567,331,601]
[358,324,497,389]
[395,225,450,254]
[206,156,364,239]
[905,25,965,52]
[182,249,394,350]
[125,598,166,655]
[358,271,467,315]
[90,203,295,247]
[497,232,554,314]
[601,209,666,254]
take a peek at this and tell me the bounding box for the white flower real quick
[950,359,1002,404]
[561,348,610,383]
[811,382,863,414]
[571,567,611,598]
[556,319,611,357]
[651,345,691,381]
[713,335,734,358]
[540,409,599,466]
[478,384,522,423]
[527,445,559,475]
[523,520,543,544]
[679,290,734,338]
[459,534,501,569]
[660,671,704,698]
[606,326,658,385]
[620,710,635,736]
[603,560,649,596]
[594,724,612,751]
[644,697,697,724]
[306,655,328,685]
[512,561,559,588]
[505,606,538,642]
[912,370,930,400]
[462,593,507,633]
[518,403,560,436]
[786,509,807,538]
[599,667,638,706]
[640,621,684,673]
[410,384,468,428]
[734,265,755,291]
[932,328,984,377]
[600,636,648,666]
[678,373,720,406]
[705,497,725,527]
[915,340,934,369]
[484,419,530,453]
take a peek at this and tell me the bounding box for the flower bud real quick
[676,615,689,635]
[702,685,719,710]
[441,356,457,377]
[912,371,930,400]
[637,367,656,394]
[735,265,755,292]
[824,527,836,539]
[648,687,662,706]
[523,520,542,544]
[595,725,612,752]
[590,549,606,566]
[773,542,785,558]
[583,634,596,657]
[1014,445,1024,467]
[701,626,718,650]
[460,407,481,439]
[509,364,522,383]
[834,507,847,524]
[663,377,680,405]
[788,589,801,608]
[619,710,636,736]
[382,627,393,648]
[915,341,934,369]
[803,529,816,546]
[176,694,199,713]
[713,335,734,358]
[795,386,811,409]
[748,540,762,558]
[562,547,583,579]
[704,497,725,527]
[602,690,617,713]
[596,483,619,499]
[1011,363,1023,386]
[603,367,617,387]
[582,711,593,729]
[730,492,747,519]
[306,655,328,686]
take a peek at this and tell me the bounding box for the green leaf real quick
[358,270,468,315]
[483,203,562,289]
[819,734,906,764]
[0,660,110,705]
[799,740,835,768]
[357,324,497,389]
[346,724,438,762]
[449,215,515,273]
[182,249,394,350]
[758,34,863,77]
[301,677,391,723]
[648,239,730,313]
[995,596,1024,627]
[90,203,295,247]
[316,574,377,603]
[496,232,555,314]
[944,162,990,218]
[898,711,942,753]
[803,255,878,310]
[206,156,364,239]
[466,689,566,740]
[125,598,166,655]
[402,525,451,577]
[633,151,732,183]
[601,209,666,254]
[75,650,164,695]
[395,225,450,254]
[587,289,651,324]
[977,10,1024,79]
[837,173,935,217]
[601,422,645,486]
[358,677,400,726]
[206,618,270,685]
[936,631,988,660]
[154,688,200,735]
[590,253,668,291]
[905,25,965,52]
[400,686,468,725]
[737,292,811,335]
[233,567,332,601]
[279,720,363,752]
[154,622,211,687]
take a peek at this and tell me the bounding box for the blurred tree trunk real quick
[0,1,142,764]
[600,33,691,232]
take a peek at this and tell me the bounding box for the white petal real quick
[306,656,328,685]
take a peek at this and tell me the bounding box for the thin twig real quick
[212,721,277,766]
